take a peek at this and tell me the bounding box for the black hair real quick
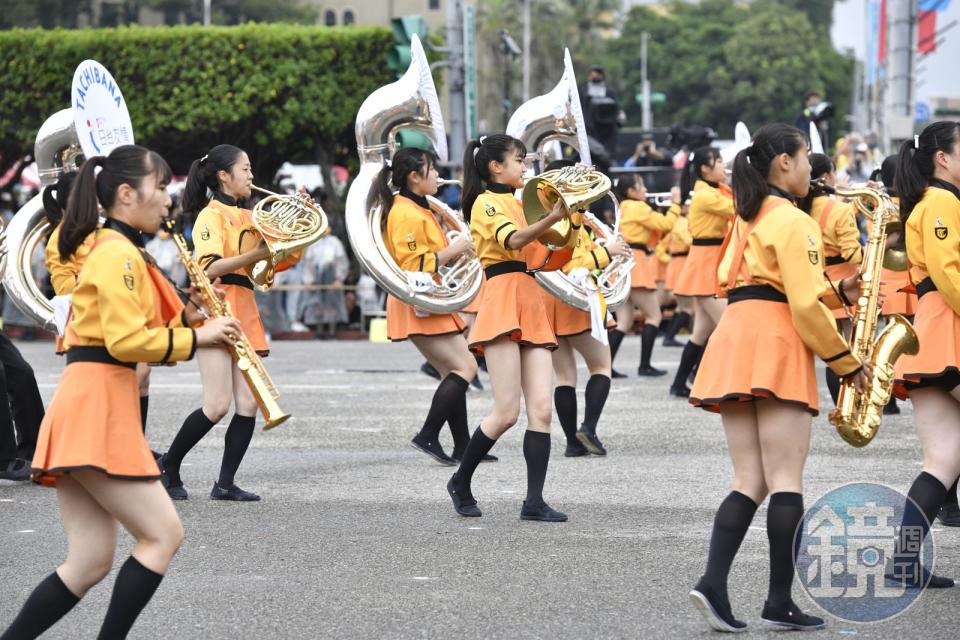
[803,90,821,103]
[368,147,437,220]
[60,144,171,259]
[182,144,246,215]
[614,173,642,201]
[878,154,898,195]
[732,123,808,222]
[461,134,526,221]
[797,153,835,213]
[42,172,77,227]
[679,146,721,198]
[896,121,960,222]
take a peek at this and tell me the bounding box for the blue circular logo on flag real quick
[796,482,935,623]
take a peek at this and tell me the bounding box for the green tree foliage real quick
[607,0,853,138]
[0,24,393,182]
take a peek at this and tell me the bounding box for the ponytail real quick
[42,172,77,227]
[680,146,721,197]
[181,144,246,215]
[460,134,526,221]
[896,121,960,223]
[60,144,172,259]
[732,123,807,221]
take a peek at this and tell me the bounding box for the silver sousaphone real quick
[507,49,632,311]
[345,35,482,314]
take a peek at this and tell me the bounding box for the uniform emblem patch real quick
[123,258,135,290]
[935,217,948,240]
[484,203,496,217]
[406,232,416,252]
[808,250,819,265]
[201,224,211,241]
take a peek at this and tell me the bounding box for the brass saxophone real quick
[824,184,919,447]
[163,219,291,431]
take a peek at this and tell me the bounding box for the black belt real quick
[670,251,689,257]
[220,273,254,290]
[692,237,724,246]
[484,261,531,279]
[629,243,652,254]
[66,346,136,370]
[825,255,846,266]
[917,277,938,299]
[728,285,788,304]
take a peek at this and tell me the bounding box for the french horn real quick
[0,109,84,330]
[507,50,632,311]
[344,34,481,314]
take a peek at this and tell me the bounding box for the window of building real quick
[429,0,441,10]
[323,10,336,26]
[343,10,355,25]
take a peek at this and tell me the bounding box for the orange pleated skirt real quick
[690,299,820,415]
[386,295,467,341]
[665,255,688,291]
[825,261,860,320]
[468,271,558,354]
[630,249,657,290]
[894,291,960,398]
[222,283,268,356]
[32,362,158,487]
[881,268,917,317]
[461,275,486,315]
[539,288,591,338]
[674,243,724,297]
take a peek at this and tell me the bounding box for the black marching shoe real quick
[760,600,825,630]
[0,458,31,482]
[884,564,955,589]
[669,384,691,398]
[210,481,261,502]
[447,474,481,517]
[938,503,960,527]
[689,578,747,633]
[662,337,684,348]
[520,500,568,522]
[611,369,628,379]
[637,366,667,377]
[564,440,589,457]
[576,429,607,456]
[158,454,188,500]
[410,433,456,466]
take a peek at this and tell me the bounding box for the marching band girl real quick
[160,144,272,502]
[4,145,238,640]
[607,174,679,377]
[891,120,960,588]
[687,124,867,632]
[660,203,694,347]
[446,134,570,522]
[670,147,733,397]
[370,147,480,465]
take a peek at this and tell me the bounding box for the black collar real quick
[768,184,796,203]
[399,188,430,210]
[930,178,960,201]
[704,179,720,189]
[485,182,514,194]
[103,217,145,248]
[212,190,239,207]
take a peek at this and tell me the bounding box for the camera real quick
[498,29,522,57]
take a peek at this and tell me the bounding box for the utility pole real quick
[641,31,652,130]
[522,0,531,102]
[446,0,468,165]
[883,0,917,151]
[203,0,211,26]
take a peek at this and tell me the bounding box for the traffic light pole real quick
[446,0,467,166]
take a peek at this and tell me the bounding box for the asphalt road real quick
[1,336,958,639]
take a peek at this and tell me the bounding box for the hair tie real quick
[479,135,487,145]
[689,151,695,162]
[199,154,209,166]
[385,158,392,169]
[914,135,920,149]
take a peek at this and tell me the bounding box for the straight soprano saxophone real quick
[163,219,291,431]
[823,185,918,447]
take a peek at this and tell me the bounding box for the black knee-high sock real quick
[418,374,469,442]
[454,426,497,485]
[640,323,660,369]
[946,477,959,507]
[1,572,80,640]
[553,385,578,444]
[164,408,217,485]
[608,328,625,363]
[663,311,689,341]
[581,374,611,435]
[97,556,164,640]
[139,396,149,434]
[218,414,256,487]
[671,340,704,389]
[766,492,805,607]
[523,430,551,507]
[826,368,841,405]
[449,386,471,457]
[702,491,759,596]
[894,471,948,569]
